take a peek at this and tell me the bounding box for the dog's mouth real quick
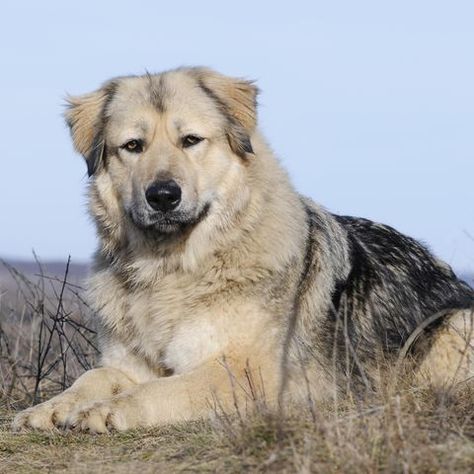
[129,202,211,237]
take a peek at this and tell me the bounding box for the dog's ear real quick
[192,68,258,158]
[64,82,117,177]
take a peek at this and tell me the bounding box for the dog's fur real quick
[13,67,474,433]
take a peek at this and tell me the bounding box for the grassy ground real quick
[2,383,474,473]
[1,412,226,472]
[1,262,474,472]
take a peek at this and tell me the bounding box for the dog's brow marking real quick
[135,119,149,135]
[173,119,184,133]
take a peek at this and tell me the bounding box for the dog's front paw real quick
[12,394,79,431]
[66,399,133,433]
[12,404,56,432]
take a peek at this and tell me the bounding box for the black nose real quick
[145,180,182,212]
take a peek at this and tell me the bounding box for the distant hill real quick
[0,257,472,293]
[461,273,474,288]
[0,258,89,294]
[0,258,89,276]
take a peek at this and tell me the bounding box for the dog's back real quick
[335,215,473,344]
[292,204,474,392]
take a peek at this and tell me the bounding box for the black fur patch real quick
[312,215,474,392]
[87,81,119,177]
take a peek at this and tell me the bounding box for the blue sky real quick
[1,1,473,272]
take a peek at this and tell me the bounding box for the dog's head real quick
[65,68,258,240]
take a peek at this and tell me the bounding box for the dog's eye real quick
[121,139,143,153]
[182,135,204,148]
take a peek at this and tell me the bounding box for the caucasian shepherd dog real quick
[14,67,474,433]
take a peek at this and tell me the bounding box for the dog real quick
[13,67,474,433]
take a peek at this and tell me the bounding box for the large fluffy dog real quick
[14,68,474,433]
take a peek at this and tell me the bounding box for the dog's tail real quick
[408,307,474,387]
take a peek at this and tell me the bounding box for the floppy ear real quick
[192,68,258,158]
[64,82,117,176]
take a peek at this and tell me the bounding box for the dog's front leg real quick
[66,356,277,433]
[12,367,137,431]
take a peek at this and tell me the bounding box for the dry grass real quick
[0,257,97,408]
[2,385,473,472]
[1,262,473,472]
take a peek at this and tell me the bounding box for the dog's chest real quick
[90,262,280,376]
[91,270,234,372]
[138,295,229,369]
[163,319,229,374]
